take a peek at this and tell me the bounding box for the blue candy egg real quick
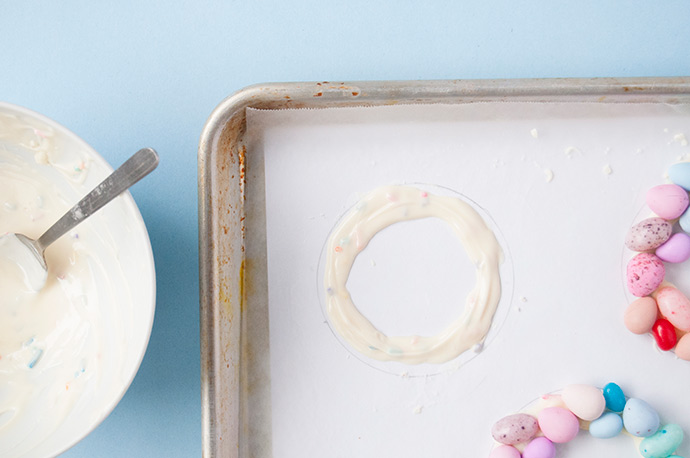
[589,412,623,439]
[603,382,626,412]
[623,398,660,437]
[680,208,690,233]
[669,162,690,191]
[639,424,684,458]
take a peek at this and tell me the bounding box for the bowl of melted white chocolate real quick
[0,102,155,457]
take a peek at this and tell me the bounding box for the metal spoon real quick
[2,147,159,291]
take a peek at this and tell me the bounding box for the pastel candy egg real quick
[626,217,673,252]
[561,384,605,421]
[656,233,690,263]
[640,424,684,458]
[627,253,665,297]
[522,437,556,458]
[656,286,690,331]
[624,297,659,335]
[647,184,689,220]
[489,445,521,458]
[603,382,626,412]
[623,398,660,437]
[674,333,690,361]
[537,407,580,443]
[669,162,690,191]
[589,412,624,438]
[491,413,538,445]
[652,318,678,351]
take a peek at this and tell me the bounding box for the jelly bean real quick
[652,318,678,351]
[491,413,538,445]
[627,253,665,297]
[675,333,690,361]
[522,437,556,458]
[656,286,690,331]
[624,297,659,335]
[647,184,689,220]
[624,398,660,437]
[639,424,684,458]
[589,411,624,438]
[561,384,605,421]
[537,407,579,443]
[626,217,673,252]
[603,382,626,412]
[489,445,521,458]
[669,162,690,191]
[656,233,690,263]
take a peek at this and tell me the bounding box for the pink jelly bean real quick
[656,232,690,263]
[626,253,665,297]
[489,444,521,458]
[647,184,689,220]
[522,437,556,458]
[537,407,579,443]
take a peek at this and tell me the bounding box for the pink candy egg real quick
[625,217,672,252]
[626,253,665,297]
[537,407,580,443]
[561,384,605,421]
[522,437,556,458]
[674,333,690,361]
[656,286,690,331]
[489,445,521,458]
[624,297,659,334]
[646,184,689,220]
[656,232,690,263]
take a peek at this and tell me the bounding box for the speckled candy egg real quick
[489,445,521,458]
[522,437,556,458]
[627,253,665,297]
[639,424,684,458]
[491,413,538,445]
[647,184,689,220]
[561,384,605,421]
[623,398,660,437]
[656,233,690,263]
[656,286,690,331]
[625,297,659,334]
[626,217,673,252]
[674,333,690,361]
[537,407,580,443]
[589,412,624,438]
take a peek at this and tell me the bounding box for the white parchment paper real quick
[244,102,690,458]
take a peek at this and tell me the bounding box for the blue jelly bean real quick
[669,162,690,191]
[589,412,623,438]
[603,382,626,412]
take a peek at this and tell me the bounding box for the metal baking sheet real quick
[198,78,690,458]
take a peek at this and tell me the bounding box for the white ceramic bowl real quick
[0,102,155,457]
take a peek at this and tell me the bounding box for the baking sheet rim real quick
[197,76,690,458]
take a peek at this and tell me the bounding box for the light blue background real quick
[2,1,689,456]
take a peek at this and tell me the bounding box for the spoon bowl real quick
[0,147,159,291]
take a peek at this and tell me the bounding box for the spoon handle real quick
[37,148,159,250]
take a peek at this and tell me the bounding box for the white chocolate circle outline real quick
[323,185,504,365]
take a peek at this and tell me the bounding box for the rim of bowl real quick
[0,101,157,456]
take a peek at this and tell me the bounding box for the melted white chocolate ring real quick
[324,185,504,365]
